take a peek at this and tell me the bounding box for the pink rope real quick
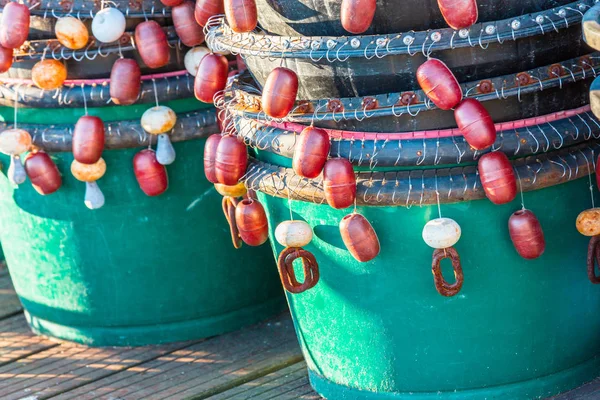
[0,70,190,86]
[268,105,592,140]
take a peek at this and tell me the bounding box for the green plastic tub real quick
[257,175,600,399]
[0,102,284,346]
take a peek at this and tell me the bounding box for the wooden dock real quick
[0,261,598,400]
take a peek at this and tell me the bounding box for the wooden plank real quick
[51,314,302,400]
[0,340,196,400]
[0,272,23,320]
[0,315,58,367]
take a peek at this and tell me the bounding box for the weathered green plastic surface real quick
[258,177,600,399]
[0,139,284,347]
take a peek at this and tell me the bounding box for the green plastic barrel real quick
[0,102,284,346]
[257,176,600,399]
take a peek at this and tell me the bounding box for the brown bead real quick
[24,151,62,195]
[73,116,105,164]
[323,158,356,209]
[133,149,168,196]
[32,60,67,90]
[455,98,496,150]
[172,2,205,47]
[215,135,247,185]
[224,0,257,33]
[0,45,13,73]
[340,213,380,262]
[194,53,228,103]
[203,134,221,183]
[340,0,376,34]
[194,0,224,26]
[110,58,141,105]
[262,67,298,119]
[437,0,478,30]
[134,20,170,69]
[416,58,462,111]
[0,2,30,49]
[235,198,269,246]
[508,209,545,259]
[478,151,517,205]
[292,126,330,179]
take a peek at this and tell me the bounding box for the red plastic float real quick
[73,116,105,164]
[0,45,13,73]
[134,21,170,69]
[340,0,376,34]
[437,0,478,30]
[455,98,496,150]
[323,158,356,209]
[215,135,248,185]
[416,58,462,111]
[109,59,141,105]
[292,126,330,179]
[203,134,221,183]
[478,151,517,205]
[262,67,299,118]
[340,213,380,262]
[235,198,269,246]
[224,0,258,33]
[24,151,62,195]
[508,209,545,259]
[194,0,225,26]
[194,53,229,103]
[172,2,205,47]
[133,149,169,196]
[0,2,30,49]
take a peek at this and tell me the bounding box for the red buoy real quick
[437,0,478,30]
[204,134,221,183]
[134,21,170,69]
[508,209,545,259]
[73,116,105,164]
[194,53,228,103]
[0,2,30,49]
[215,135,248,185]
[340,213,380,262]
[110,58,141,105]
[340,0,376,34]
[478,151,517,205]
[262,67,298,118]
[0,45,13,73]
[416,58,462,111]
[455,98,496,150]
[235,198,269,246]
[133,149,169,196]
[172,2,205,47]
[24,151,62,195]
[194,0,224,26]
[224,0,257,33]
[292,126,330,179]
[160,0,184,6]
[323,158,356,209]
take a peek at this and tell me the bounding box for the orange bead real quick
[32,60,67,90]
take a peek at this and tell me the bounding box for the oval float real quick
[25,151,62,195]
[73,116,105,164]
[292,126,330,179]
[323,158,356,209]
[477,151,517,205]
[340,213,380,262]
[508,209,545,259]
[235,198,269,246]
[215,135,248,185]
[275,220,313,248]
[261,67,298,118]
[135,21,170,69]
[133,149,169,196]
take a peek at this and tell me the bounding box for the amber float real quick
[32,60,67,90]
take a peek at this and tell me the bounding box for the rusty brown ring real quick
[277,247,320,294]
[587,236,600,284]
[221,196,242,250]
[431,247,464,297]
